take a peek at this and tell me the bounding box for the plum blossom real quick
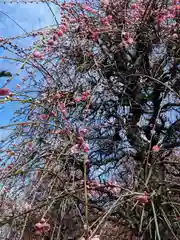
[136,191,149,204]
[35,219,50,235]
[79,128,88,137]
[82,142,89,153]
[0,88,10,96]
[58,102,67,116]
[33,50,43,59]
[74,97,81,102]
[39,114,49,120]
[71,144,80,154]
[152,145,160,152]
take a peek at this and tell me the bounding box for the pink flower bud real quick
[71,144,80,154]
[79,128,88,136]
[131,3,137,9]
[39,114,49,120]
[74,97,81,102]
[0,88,10,96]
[82,143,89,153]
[33,50,43,59]
[136,192,149,204]
[81,95,87,101]
[152,145,160,152]
[40,218,46,224]
[57,30,63,37]
[107,15,113,21]
[172,33,178,39]
[61,24,67,33]
[47,39,54,45]
[85,159,91,169]
[42,222,50,232]
[3,187,8,193]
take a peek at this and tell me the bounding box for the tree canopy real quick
[0,0,179,239]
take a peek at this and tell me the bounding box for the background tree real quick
[0,0,179,239]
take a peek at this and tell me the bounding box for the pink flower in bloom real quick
[101,0,109,7]
[39,114,49,120]
[3,187,8,193]
[27,142,33,151]
[127,37,134,44]
[82,143,89,153]
[92,32,99,41]
[53,34,58,41]
[7,164,13,170]
[82,4,91,11]
[79,128,88,136]
[35,219,50,235]
[172,33,178,39]
[74,97,81,102]
[136,191,149,204]
[24,202,31,211]
[58,102,67,116]
[33,50,43,59]
[107,15,113,21]
[0,88,10,96]
[152,145,160,152]
[85,159,91,169]
[81,95,87,101]
[16,84,21,89]
[55,93,64,99]
[48,39,54,46]
[71,144,80,154]
[40,218,46,224]
[57,30,63,37]
[61,24,67,33]
[131,3,137,9]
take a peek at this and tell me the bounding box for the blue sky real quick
[0,2,59,140]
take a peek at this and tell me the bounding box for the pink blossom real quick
[79,128,88,136]
[57,30,63,36]
[35,220,50,234]
[7,164,13,170]
[61,24,67,33]
[55,93,63,99]
[107,15,113,21]
[152,145,160,152]
[39,114,49,120]
[85,159,91,169]
[0,88,10,96]
[127,37,134,44]
[3,187,8,193]
[71,144,80,154]
[48,39,54,46]
[24,203,31,211]
[92,32,99,41]
[58,102,67,116]
[42,222,50,232]
[27,142,33,151]
[74,97,81,102]
[81,95,87,101]
[16,84,21,89]
[82,143,89,153]
[131,3,137,9]
[40,218,46,224]
[53,34,58,41]
[136,192,149,204]
[33,50,43,59]
[172,33,178,39]
[101,0,109,7]
[82,4,91,11]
